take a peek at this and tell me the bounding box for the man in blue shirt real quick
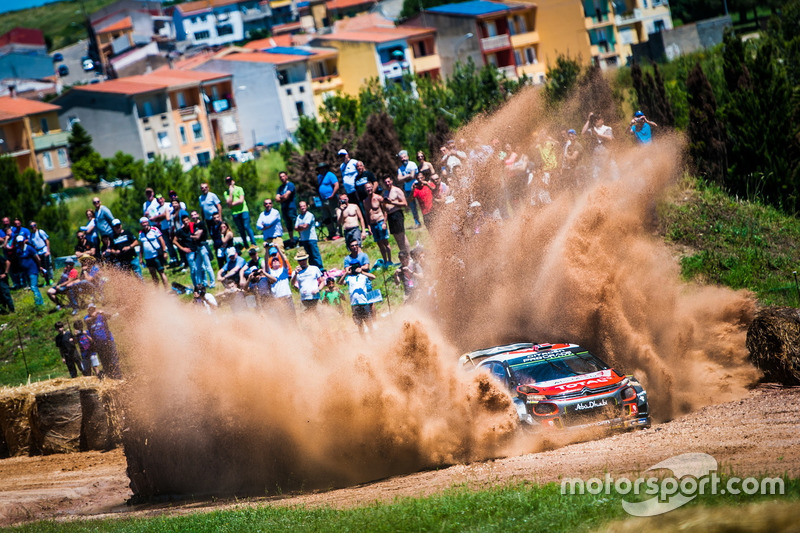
[275,171,297,247]
[630,110,657,144]
[295,200,323,269]
[343,240,370,271]
[93,197,116,239]
[397,150,420,228]
[256,197,284,253]
[198,182,222,222]
[15,235,44,306]
[28,220,52,285]
[317,161,340,240]
[338,149,360,205]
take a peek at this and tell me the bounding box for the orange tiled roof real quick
[333,12,393,32]
[0,96,59,121]
[96,16,133,34]
[326,0,376,10]
[219,51,306,65]
[318,26,435,43]
[75,70,230,96]
[173,0,241,14]
[244,34,293,50]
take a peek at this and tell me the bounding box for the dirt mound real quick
[746,306,800,386]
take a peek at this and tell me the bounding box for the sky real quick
[1,0,68,15]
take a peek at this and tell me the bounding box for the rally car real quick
[461,343,650,431]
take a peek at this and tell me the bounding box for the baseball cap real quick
[337,149,348,156]
[317,161,329,169]
[65,256,75,264]
[226,247,237,257]
[111,218,121,225]
[248,248,257,255]
[567,129,577,135]
[268,246,278,255]
[155,193,163,199]
[87,303,96,309]
[139,216,149,224]
[634,111,644,117]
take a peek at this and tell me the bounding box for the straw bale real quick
[0,423,7,458]
[31,386,83,455]
[79,389,113,451]
[0,394,33,456]
[746,306,800,386]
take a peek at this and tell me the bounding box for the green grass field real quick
[5,477,798,532]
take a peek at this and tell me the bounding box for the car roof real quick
[460,343,582,368]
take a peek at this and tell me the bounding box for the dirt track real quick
[1,384,798,526]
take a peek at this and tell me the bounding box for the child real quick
[73,319,98,377]
[320,276,344,314]
[394,251,417,300]
[339,264,376,333]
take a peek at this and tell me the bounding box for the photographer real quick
[338,263,376,334]
[629,110,658,144]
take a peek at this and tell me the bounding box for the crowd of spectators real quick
[2,110,655,377]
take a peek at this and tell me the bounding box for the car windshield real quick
[510,351,609,385]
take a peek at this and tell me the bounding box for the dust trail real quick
[107,86,759,498]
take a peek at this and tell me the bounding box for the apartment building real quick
[171,0,272,47]
[0,96,71,185]
[52,70,240,169]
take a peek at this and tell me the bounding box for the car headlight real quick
[533,403,558,415]
[621,386,637,401]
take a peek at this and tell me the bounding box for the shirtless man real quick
[382,176,409,254]
[364,182,392,265]
[336,192,366,246]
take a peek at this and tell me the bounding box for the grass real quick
[5,477,798,532]
[0,0,118,51]
[659,176,800,307]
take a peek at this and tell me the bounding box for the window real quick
[68,116,79,130]
[192,122,204,140]
[157,131,171,148]
[179,126,187,144]
[194,30,211,40]
[196,151,211,167]
[142,101,153,117]
[525,47,537,64]
[42,152,53,170]
[299,86,305,93]
[417,40,428,57]
[177,91,186,108]
[57,148,68,167]
[486,54,498,67]
[40,118,49,134]
[508,18,517,35]
[183,155,192,165]
[654,19,666,32]
[286,88,292,95]
[217,24,234,36]
[514,50,522,65]
[516,15,527,33]
[146,152,155,162]
[277,70,288,85]
[484,20,497,37]
[212,86,219,100]
[295,101,305,117]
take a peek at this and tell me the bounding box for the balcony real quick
[178,105,200,121]
[242,8,270,22]
[32,130,70,151]
[517,62,546,79]
[497,65,517,79]
[510,31,539,49]
[312,75,343,93]
[480,34,511,52]
[412,54,441,74]
[615,8,641,25]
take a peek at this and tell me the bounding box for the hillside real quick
[0,0,117,51]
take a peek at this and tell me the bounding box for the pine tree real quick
[427,116,451,158]
[544,55,582,105]
[686,63,727,185]
[652,65,675,127]
[356,112,402,180]
[67,122,95,163]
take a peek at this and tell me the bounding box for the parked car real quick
[57,64,69,77]
[52,52,64,62]
[226,150,254,163]
[82,57,94,71]
[461,343,651,432]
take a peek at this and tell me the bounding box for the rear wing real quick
[459,343,534,369]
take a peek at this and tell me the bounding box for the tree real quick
[295,115,329,152]
[686,63,727,185]
[356,112,402,180]
[427,116,451,158]
[287,129,356,198]
[0,159,46,223]
[67,123,95,163]
[632,63,674,128]
[544,55,582,105]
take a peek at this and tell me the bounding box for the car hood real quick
[528,369,624,395]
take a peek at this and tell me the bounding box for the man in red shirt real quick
[412,178,434,229]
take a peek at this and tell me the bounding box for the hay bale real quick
[0,424,7,458]
[746,306,800,386]
[79,389,113,451]
[0,394,34,456]
[31,386,82,455]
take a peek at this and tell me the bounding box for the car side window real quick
[491,363,509,388]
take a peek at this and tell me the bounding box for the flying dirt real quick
[104,87,760,498]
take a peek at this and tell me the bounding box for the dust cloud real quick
[105,86,759,498]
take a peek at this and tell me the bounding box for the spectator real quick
[534,130,559,183]
[169,199,189,270]
[107,219,139,273]
[291,250,324,311]
[339,263,376,334]
[363,182,392,266]
[320,276,344,313]
[256,197,284,253]
[142,187,159,220]
[582,112,616,180]
[267,247,295,319]
[4,226,21,290]
[338,149,360,206]
[295,201,323,269]
[173,212,200,285]
[224,175,256,248]
[46,257,80,312]
[354,160,374,217]
[85,303,122,379]
[337,193,366,247]
[316,161,340,240]
[15,234,44,306]
[416,151,435,176]
[430,172,450,212]
[54,322,81,378]
[393,250,421,301]
[630,111,657,144]
[28,220,53,285]
[138,217,169,288]
[243,262,275,309]
[82,209,98,251]
[561,129,585,184]
[343,239,370,271]
[198,182,222,223]
[73,320,95,377]
[10,217,31,242]
[74,230,96,260]
[382,176,410,254]
[218,220,234,266]
[265,245,292,276]
[92,197,115,240]
[189,211,216,288]
[152,194,177,266]
[412,178,434,229]
[208,212,225,268]
[192,284,218,313]
[0,245,13,313]
[275,171,297,247]
[9,218,30,289]
[217,247,246,288]
[72,255,103,304]
[397,150,420,228]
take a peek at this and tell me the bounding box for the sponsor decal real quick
[574,398,608,410]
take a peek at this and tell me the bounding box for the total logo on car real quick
[460,343,651,431]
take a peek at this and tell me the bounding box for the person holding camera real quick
[339,263,376,334]
[629,110,657,144]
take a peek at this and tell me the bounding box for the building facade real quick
[171,0,272,47]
